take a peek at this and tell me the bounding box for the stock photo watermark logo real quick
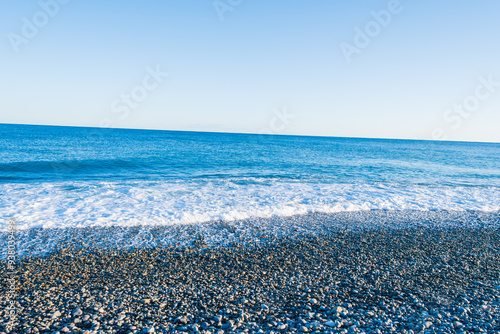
[50,65,168,178]
[213,0,243,21]
[7,0,71,54]
[4,219,18,329]
[100,65,169,128]
[339,0,403,64]
[258,107,295,141]
[432,75,499,140]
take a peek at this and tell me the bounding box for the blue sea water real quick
[1,123,500,231]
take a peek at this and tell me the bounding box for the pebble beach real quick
[1,211,500,334]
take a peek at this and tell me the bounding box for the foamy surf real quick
[1,179,500,231]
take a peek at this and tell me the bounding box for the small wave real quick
[1,179,499,231]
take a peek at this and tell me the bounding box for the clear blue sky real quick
[1,0,499,142]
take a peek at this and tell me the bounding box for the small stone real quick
[72,308,83,317]
[222,320,234,329]
[309,298,318,304]
[142,328,155,333]
[142,299,151,304]
[51,311,62,319]
[175,316,189,325]
[325,321,337,328]
[332,306,344,314]
[60,328,70,333]
[261,304,269,311]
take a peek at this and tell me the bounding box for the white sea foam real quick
[1,210,499,260]
[1,179,499,231]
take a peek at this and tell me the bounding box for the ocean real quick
[1,123,499,234]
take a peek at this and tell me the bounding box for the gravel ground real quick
[1,224,500,334]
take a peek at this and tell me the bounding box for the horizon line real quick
[1,122,499,145]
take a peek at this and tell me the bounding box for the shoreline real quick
[1,217,500,333]
[1,210,499,260]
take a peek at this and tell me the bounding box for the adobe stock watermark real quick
[339,0,404,64]
[432,75,499,140]
[99,64,169,128]
[213,0,243,21]
[50,65,168,178]
[259,107,295,140]
[7,0,71,54]
[4,219,18,329]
